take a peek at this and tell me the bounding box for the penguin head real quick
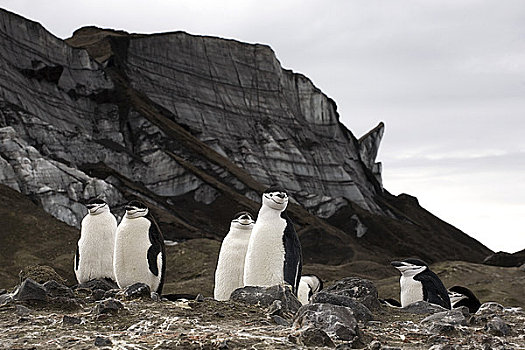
[124,200,149,219]
[86,198,109,215]
[391,258,428,277]
[262,186,289,211]
[231,211,255,230]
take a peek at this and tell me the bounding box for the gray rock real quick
[231,285,302,315]
[0,293,13,306]
[0,289,6,295]
[368,340,381,350]
[94,336,112,347]
[195,293,205,302]
[62,315,82,325]
[15,304,32,316]
[421,309,468,326]
[311,291,373,322]
[293,303,359,341]
[271,315,290,326]
[77,279,119,292]
[13,278,47,302]
[124,283,151,299]
[297,327,335,348]
[93,298,124,315]
[485,316,511,336]
[323,277,380,311]
[43,280,74,298]
[401,301,449,314]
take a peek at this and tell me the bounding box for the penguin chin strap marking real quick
[88,204,107,215]
[126,208,149,219]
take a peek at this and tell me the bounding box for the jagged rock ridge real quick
[0,8,492,265]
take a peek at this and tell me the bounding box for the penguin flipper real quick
[415,272,451,309]
[281,212,302,295]
[74,244,80,271]
[146,216,166,294]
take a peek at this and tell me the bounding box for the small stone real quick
[368,340,381,350]
[0,293,13,306]
[124,283,151,298]
[485,316,511,336]
[77,278,119,292]
[103,289,119,299]
[62,315,82,325]
[271,314,290,326]
[195,293,205,302]
[217,340,229,349]
[298,327,335,348]
[268,300,283,316]
[312,291,373,322]
[15,304,31,316]
[94,336,112,346]
[92,289,106,301]
[43,280,74,298]
[0,289,6,295]
[94,298,123,315]
[401,301,448,314]
[214,312,226,318]
[13,278,47,302]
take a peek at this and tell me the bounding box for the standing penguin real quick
[214,211,255,301]
[244,186,303,295]
[297,274,323,305]
[391,258,451,309]
[75,198,117,284]
[114,200,166,295]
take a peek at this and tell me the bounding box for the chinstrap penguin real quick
[448,285,481,313]
[214,211,255,301]
[243,186,303,295]
[391,258,451,309]
[297,274,323,305]
[75,198,117,284]
[113,200,166,296]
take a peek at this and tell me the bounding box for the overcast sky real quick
[1,0,524,253]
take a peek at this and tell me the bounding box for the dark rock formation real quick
[483,249,525,267]
[230,285,302,315]
[13,278,47,302]
[311,291,373,322]
[322,277,380,311]
[293,303,359,341]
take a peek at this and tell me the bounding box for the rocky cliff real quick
[0,8,492,267]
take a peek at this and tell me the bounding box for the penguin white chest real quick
[114,217,160,291]
[75,212,117,283]
[243,216,287,287]
[297,280,310,305]
[214,230,251,301]
[400,276,424,307]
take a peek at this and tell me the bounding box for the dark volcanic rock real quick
[483,249,525,267]
[311,291,372,322]
[94,336,112,347]
[230,285,302,315]
[93,298,124,315]
[297,327,335,348]
[323,277,380,311]
[401,301,449,315]
[77,278,119,292]
[62,315,82,325]
[43,280,75,298]
[124,282,151,299]
[293,303,359,341]
[485,316,511,336]
[13,278,47,302]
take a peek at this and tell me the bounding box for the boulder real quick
[323,277,380,310]
[311,291,373,322]
[293,303,359,341]
[230,285,302,316]
[400,301,449,315]
[13,278,47,302]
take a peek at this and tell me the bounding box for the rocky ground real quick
[1,269,524,349]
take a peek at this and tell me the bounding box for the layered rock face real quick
[0,9,492,264]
